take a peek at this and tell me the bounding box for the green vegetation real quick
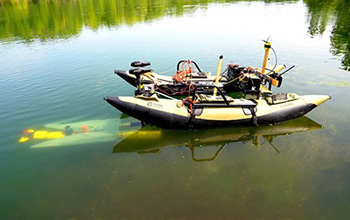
[0,0,214,41]
[1,0,349,70]
[309,80,350,87]
[329,1,350,71]
[0,0,297,42]
[304,0,350,71]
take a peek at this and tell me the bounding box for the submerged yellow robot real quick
[18,118,141,148]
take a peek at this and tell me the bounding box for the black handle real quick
[279,65,295,76]
[176,60,202,72]
[191,85,229,106]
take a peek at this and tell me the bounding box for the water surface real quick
[1,0,350,219]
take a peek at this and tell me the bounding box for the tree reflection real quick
[330,1,350,71]
[1,0,349,70]
[305,0,350,71]
[0,0,217,41]
[0,0,299,42]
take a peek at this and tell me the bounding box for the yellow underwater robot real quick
[18,118,141,148]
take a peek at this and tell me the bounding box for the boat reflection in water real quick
[114,116,323,161]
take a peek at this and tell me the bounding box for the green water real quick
[1,0,350,219]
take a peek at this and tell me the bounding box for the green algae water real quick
[1,0,350,219]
